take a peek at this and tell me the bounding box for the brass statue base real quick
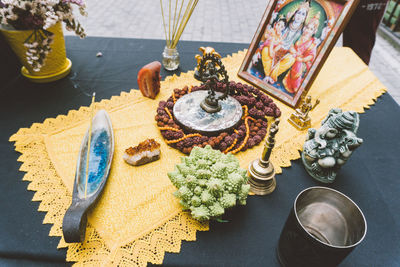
[248,158,276,195]
[288,113,311,131]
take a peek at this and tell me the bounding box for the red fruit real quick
[255,101,264,109]
[248,138,256,148]
[166,101,174,108]
[158,101,167,108]
[275,108,282,117]
[237,130,245,138]
[220,142,228,151]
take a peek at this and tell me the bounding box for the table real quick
[0,37,399,266]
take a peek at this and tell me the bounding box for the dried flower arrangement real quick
[0,0,87,71]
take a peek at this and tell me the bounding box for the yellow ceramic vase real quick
[0,22,71,83]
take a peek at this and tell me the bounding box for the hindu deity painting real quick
[238,0,358,108]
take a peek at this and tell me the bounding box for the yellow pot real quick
[0,22,71,83]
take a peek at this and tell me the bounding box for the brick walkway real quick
[65,0,400,104]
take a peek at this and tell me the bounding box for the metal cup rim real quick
[293,186,367,249]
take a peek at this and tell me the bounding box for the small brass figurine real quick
[194,47,221,82]
[302,108,363,183]
[288,95,320,130]
[195,47,221,66]
[195,52,229,113]
[248,119,280,195]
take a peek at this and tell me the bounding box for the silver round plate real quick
[173,90,243,135]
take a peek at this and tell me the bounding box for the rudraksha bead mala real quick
[155,81,281,154]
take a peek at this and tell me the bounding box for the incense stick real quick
[172,0,198,48]
[84,92,96,199]
[171,0,179,42]
[160,0,199,49]
[168,0,171,47]
[160,0,169,46]
[172,0,185,42]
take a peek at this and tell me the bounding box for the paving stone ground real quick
[64,0,400,104]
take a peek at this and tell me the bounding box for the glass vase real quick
[162,46,180,71]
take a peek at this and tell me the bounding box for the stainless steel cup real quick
[277,187,367,267]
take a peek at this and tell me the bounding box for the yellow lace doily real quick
[10,47,386,266]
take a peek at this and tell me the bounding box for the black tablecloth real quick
[0,37,399,266]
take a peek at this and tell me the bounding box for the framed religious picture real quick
[238,0,359,108]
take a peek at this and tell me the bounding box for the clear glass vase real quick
[162,46,180,71]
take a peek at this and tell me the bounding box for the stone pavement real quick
[64,0,400,104]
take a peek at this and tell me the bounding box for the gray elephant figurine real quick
[302,108,363,183]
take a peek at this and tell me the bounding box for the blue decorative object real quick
[62,109,114,243]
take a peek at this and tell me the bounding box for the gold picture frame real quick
[238,0,359,108]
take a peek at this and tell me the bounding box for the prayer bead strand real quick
[242,105,248,119]
[247,116,256,122]
[158,126,181,132]
[165,133,202,144]
[172,91,177,103]
[164,107,173,119]
[224,138,238,154]
[231,116,250,154]
[156,82,281,154]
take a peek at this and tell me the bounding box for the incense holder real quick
[62,110,114,243]
[162,46,179,71]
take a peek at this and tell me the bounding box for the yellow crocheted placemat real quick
[10,47,385,266]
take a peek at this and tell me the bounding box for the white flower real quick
[6,13,18,20]
[79,6,87,16]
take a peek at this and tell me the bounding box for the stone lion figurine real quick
[302,108,363,183]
